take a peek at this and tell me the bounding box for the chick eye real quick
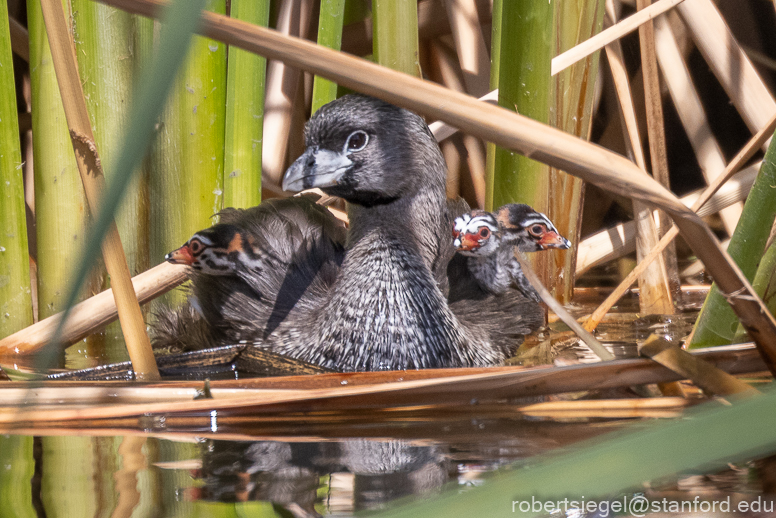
[529,224,545,236]
[479,227,491,238]
[345,130,369,153]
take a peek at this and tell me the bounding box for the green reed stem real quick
[372,0,420,76]
[0,0,32,338]
[0,435,36,518]
[28,0,95,356]
[73,0,148,360]
[150,0,226,306]
[689,133,776,348]
[492,0,553,285]
[484,0,502,212]
[492,0,553,211]
[42,0,207,370]
[224,0,269,209]
[311,0,346,113]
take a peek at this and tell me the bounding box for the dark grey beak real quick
[282,146,353,192]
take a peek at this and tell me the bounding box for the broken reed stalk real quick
[38,0,159,379]
[603,2,673,318]
[0,344,767,423]
[636,0,678,307]
[575,168,759,276]
[0,263,186,357]
[311,0,346,114]
[551,0,686,76]
[639,334,759,397]
[625,1,685,394]
[93,0,776,375]
[0,0,33,339]
[583,113,776,333]
[514,252,614,362]
[223,0,269,208]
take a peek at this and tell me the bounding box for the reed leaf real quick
[0,0,32,339]
[689,134,776,348]
[311,0,346,113]
[223,0,269,209]
[372,0,420,76]
[150,0,226,307]
[734,241,776,343]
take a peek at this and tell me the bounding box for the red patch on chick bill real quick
[167,244,195,265]
[538,230,567,249]
[459,232,485,251]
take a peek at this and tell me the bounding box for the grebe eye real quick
[345,130,369,152]
[189,240,201,253]
[479,227,490,238]
[530,224,545,236]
